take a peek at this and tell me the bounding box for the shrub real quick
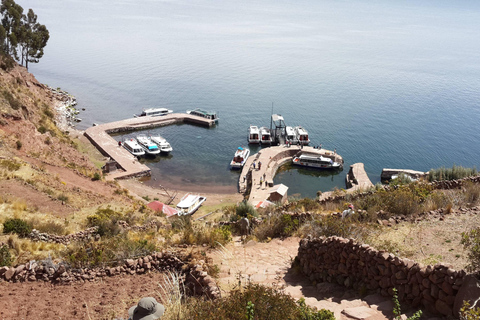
[235,201,257,219]
[297,215,371,241]
[463,181,480,206]
[392,288,422,320]
[175,216,232,247]
[2,89,21,110]
[253,213,300,241]
[38,126,47,134]
[15,140,22,149]
[177,284,335,320]
[43,107,54,118]
[460,301,480,320]
[461,227,480,272]
[0,244,12,267]
[0,159,21,171]
[0,54,15,71]
[33,221,66,235]
[87,207,123,237]
[92,172,101,181]
[57,194,68,202]
[428,165,478,182]
[3,218,32,237]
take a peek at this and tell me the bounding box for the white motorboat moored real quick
[149,135,173,153]
[186,108,219,122]
[285,126,297,144]
[294,126,310,145]
[248,125,260,144]
[176,194,207,215]
[230,147,250,169]
[292,154,341,169]
[122,139,145,157]
[134,107,173,117]
[259,127,272,145]
[136,134,160,156]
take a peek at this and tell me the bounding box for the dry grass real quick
[4,234,64,265]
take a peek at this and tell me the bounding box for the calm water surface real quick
[22,0,480,197]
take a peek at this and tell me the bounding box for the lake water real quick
[22,0,480,197]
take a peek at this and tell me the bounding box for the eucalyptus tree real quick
[0,0,23,58]
[18,8,49,69]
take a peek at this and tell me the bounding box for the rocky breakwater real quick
[297,236,467,317]
[0,251,220,299]
[48,86,82,129]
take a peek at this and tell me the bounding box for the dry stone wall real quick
[0,251,220,299]
[28,227,99,245]
[297,236,466,317]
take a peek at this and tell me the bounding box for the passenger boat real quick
[149,135,173,153]
[292,154,341,169]
[122,139,145,157]
[294,126,310,145]
[136,134,160,156]
[259,127,272,145]
[230,147,250,169]
[248,125,260,144]
[186,108,219,122]
[176,194,207,215]
[134,107,173,117]
[285,126,297,144]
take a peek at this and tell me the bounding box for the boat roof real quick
[286,126,295,134]
[296,126,308,134]
[271,114,284,122]
[249,126,259,132]
[191,108,217,116]
[124,139,142,148]
[299,154,333,162]
[144,107,170,113]
[177,194,202,208]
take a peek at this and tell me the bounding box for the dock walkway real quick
[239,146,343,206]
[84,113,215,180]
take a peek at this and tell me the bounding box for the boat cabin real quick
[137,108,173,117]
[187,108,219,122]
[295,126,310,145]
[123,139,145,157]
[248,126,260,143]
[286,126,297,144]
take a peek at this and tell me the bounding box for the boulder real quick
[453,274,480,317]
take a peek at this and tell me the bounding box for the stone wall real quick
[28,227,99,245]
[0,251,220,299]
[297,236,466,317]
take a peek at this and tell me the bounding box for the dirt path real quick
[209,237,434,320]
[0,273,167,320]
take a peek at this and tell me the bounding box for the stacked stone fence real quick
[297,236,469,317]
[0,251,220,299]
[28,227,99,245]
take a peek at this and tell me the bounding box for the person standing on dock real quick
[258,161,262,170]
[260,176,263,187]
[253,161,256,170]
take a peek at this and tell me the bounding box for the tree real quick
[1,0,23,58]
[18,8,49,69]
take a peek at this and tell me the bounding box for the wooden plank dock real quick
[84,113,216,180]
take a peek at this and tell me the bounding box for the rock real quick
[341,306,381,320]
[435,299,452,316]
[15,264,25,275]
[0,266,9,276]
[5,267,15,281]
[453,274,480,316]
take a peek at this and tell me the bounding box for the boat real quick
[248,125,260,144]
[122,139,145,157]
[136,134,161,156]
[292,154,341,169]
[176,193,207,215]
[294,126,310,145]
[230,147,250,169]
[186,108,219,122]
[285,126,297,144]
[134,107,173,117]
[259,127,272,145]
[149,135,173,153]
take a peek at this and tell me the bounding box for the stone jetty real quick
[84,113,216,180]
[239,146,343,206]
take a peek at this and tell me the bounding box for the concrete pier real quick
[345,163,374,191]
[84,113,216,180]
[239,146,343,206]
[381,168,428,181]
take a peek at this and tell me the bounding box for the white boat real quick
[259,127,272,145]
[134,107,173,117]
[230,147,250,169]
[286,126,298,144]
[176,194,207,215]
[186,108,219,122]
[292,154,341,169]
[294,126,310,145]
[122,139,145,157]
[248,125,260,144]
[149,135,173,153]
[136,134,160,156]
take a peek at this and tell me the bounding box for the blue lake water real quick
[22,0,480,196]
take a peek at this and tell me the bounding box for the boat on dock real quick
[292,154,341,169]
[134,107,173,118]
[136,134,160,156]
[259,127,272,145]
[176,193,207,215]
[248,125,260,144]
[230,147,250,169]
[149,135,173,153]
[294,126,310,145]
[286,126,297,144]
[122,139,145,157]
[187,108,219,122]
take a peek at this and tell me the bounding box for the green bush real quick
[0,54,15,71]
[235,201,257,219]
[0,244,12,267]
[0,159,21,171]
[460,301,480,320]
[3,218,32,237]
[178,284,335,320]
[38,126,47,134]
[92,172,101,181]
[428,165,478,182]
[87,207,123,237]
[2,89,21,110]
[174,216,232,248]
[253,213,300,241]
[461,227,480,272]
[15,140,22,150]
